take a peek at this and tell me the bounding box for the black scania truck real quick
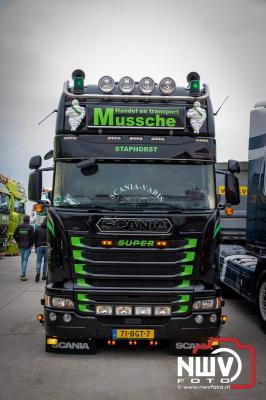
[29,71,240,354]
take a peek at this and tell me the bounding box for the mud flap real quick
[45,337,97,354]
[169,339,220,355]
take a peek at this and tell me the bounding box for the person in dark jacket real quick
[14,215,34,281]
[34,217,48,282]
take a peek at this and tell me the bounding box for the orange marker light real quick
[112,340,116,346]
[156,240,168,248]
[101,240,113,247]
[34,204,43,213]
[129,340,133,346]
[37,313,44,322]
[225,207,234,216]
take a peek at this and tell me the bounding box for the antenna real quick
[214,96,229,116]
[38,109,58,125]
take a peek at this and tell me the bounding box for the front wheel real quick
[256,273,266,333]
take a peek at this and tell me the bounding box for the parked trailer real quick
[217,102,266,332]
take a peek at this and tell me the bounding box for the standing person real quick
[34,217,47,282]
[13,215,34,281]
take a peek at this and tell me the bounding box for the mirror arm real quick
[38,167,54,172]
[215,169,228,176]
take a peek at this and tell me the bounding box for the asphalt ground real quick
[0,254,265,400]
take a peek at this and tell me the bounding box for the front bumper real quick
[44,308,221,341]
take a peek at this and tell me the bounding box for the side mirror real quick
[29,155,42,170]
[44,150,54,160]
[225,173,240,205]
[28,170,42,201]
[228,159,240,174]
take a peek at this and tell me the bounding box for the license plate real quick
[112,329,155,340]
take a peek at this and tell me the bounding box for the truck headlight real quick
[192,298,217,310]
[154,306,171,316]
[45,295,74,309]
[118,76,135,94]
[159,77,176,95]
[96,305,113,315]
[139,77,155,94]
[115,305,132,315]
[135,306,152,316]
[98,76,115,93]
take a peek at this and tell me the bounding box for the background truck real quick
[217,102,266,332]
[0,174,10,254]
[6,180,27,255]
[216,161,248,242]
[28,70,239,354]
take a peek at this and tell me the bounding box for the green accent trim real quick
[177,280,190,289]
[74,264,87,275]
[76,278,91,288]
[179,295,190,303]
[72,105,82,116]
[181,252,195,263]
[213,223,221,239]
[77,294,89,302]
[177,305,189,313]
[71,237,85,248]
[78,304,90,312]
[47,220,55,237]
[180,265,193,276]
[183,238,197,249]
[73,250,85,261]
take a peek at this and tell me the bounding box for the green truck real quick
[0,174,10,254]
[6,180,27,255]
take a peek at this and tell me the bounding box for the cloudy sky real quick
[0,0,266,202]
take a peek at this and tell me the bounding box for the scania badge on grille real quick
[96,218,173,234]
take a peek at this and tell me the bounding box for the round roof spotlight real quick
[139,77,155,95]
[159,77,176,95]
[187,71,200,83]
[98,76,115,93]
[118,76,135,94]
[72,69,85,80]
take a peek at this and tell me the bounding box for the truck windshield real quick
[0,193,9,213]
[14,199,25,214]
[54,161,215,211]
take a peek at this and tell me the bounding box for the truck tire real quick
[256,273,266,333]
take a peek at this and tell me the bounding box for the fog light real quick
[210,314,217,323]
[195,314,204,324]
[154,306,171,316]
[96,305,113,315]
[115,305,132,316]
[135,306,152,316]
[63,313,72,323]
[49,312,57,322]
